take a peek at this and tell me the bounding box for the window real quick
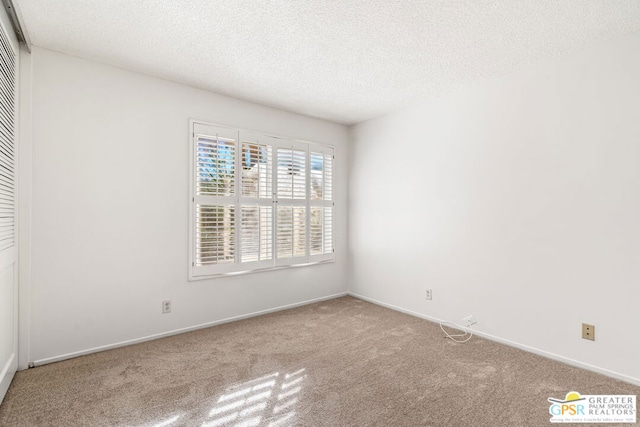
[190,121,334,279]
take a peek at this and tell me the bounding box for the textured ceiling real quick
[14,1,640,124]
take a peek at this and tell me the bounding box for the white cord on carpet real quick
[439,321,474,343]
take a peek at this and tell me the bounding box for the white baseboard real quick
[349,292,640,387]
[0,353,17,404]
[33,292,348,367]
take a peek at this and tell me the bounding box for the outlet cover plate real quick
[582,323,595,341]
[463,315,477,327]
[162,300,172,314]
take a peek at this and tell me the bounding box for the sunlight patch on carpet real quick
[202,369,307,427]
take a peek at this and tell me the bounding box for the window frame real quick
[189,120,335,280]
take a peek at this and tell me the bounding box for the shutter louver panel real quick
[242,143,272,198]
[277,206,306,259]
[310,206,333,256]
[310,151,333,201]
[310,207,323,255]
[240,206,272,262]
[292,149,306,199]
[0,25,15,252]
[197,136,235,197]
[276,149,292,199]
[323,207,333,254]
[324,153,333,201]
[196,204,235,265]
[277,148,306,199]
[310,153,323,201]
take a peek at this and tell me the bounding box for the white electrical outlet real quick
[162,300,172,314]
[425,289,432,300]
[462,315,476,327]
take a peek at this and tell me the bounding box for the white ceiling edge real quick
[14,1,640,125]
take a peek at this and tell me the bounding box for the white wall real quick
[26,47,349,364]
[349,31,640,384]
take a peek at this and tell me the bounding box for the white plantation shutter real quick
[190,121,335,279]
[0,24,15,252]
[275,145,308,265]
[238,132,275,269]
[192,123,238,275]
[309,148,334,261]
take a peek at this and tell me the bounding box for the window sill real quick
[188,258,336,281]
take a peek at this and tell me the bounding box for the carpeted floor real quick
[0,296,638,426]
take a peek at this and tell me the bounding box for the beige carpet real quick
[0,296,638,426]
